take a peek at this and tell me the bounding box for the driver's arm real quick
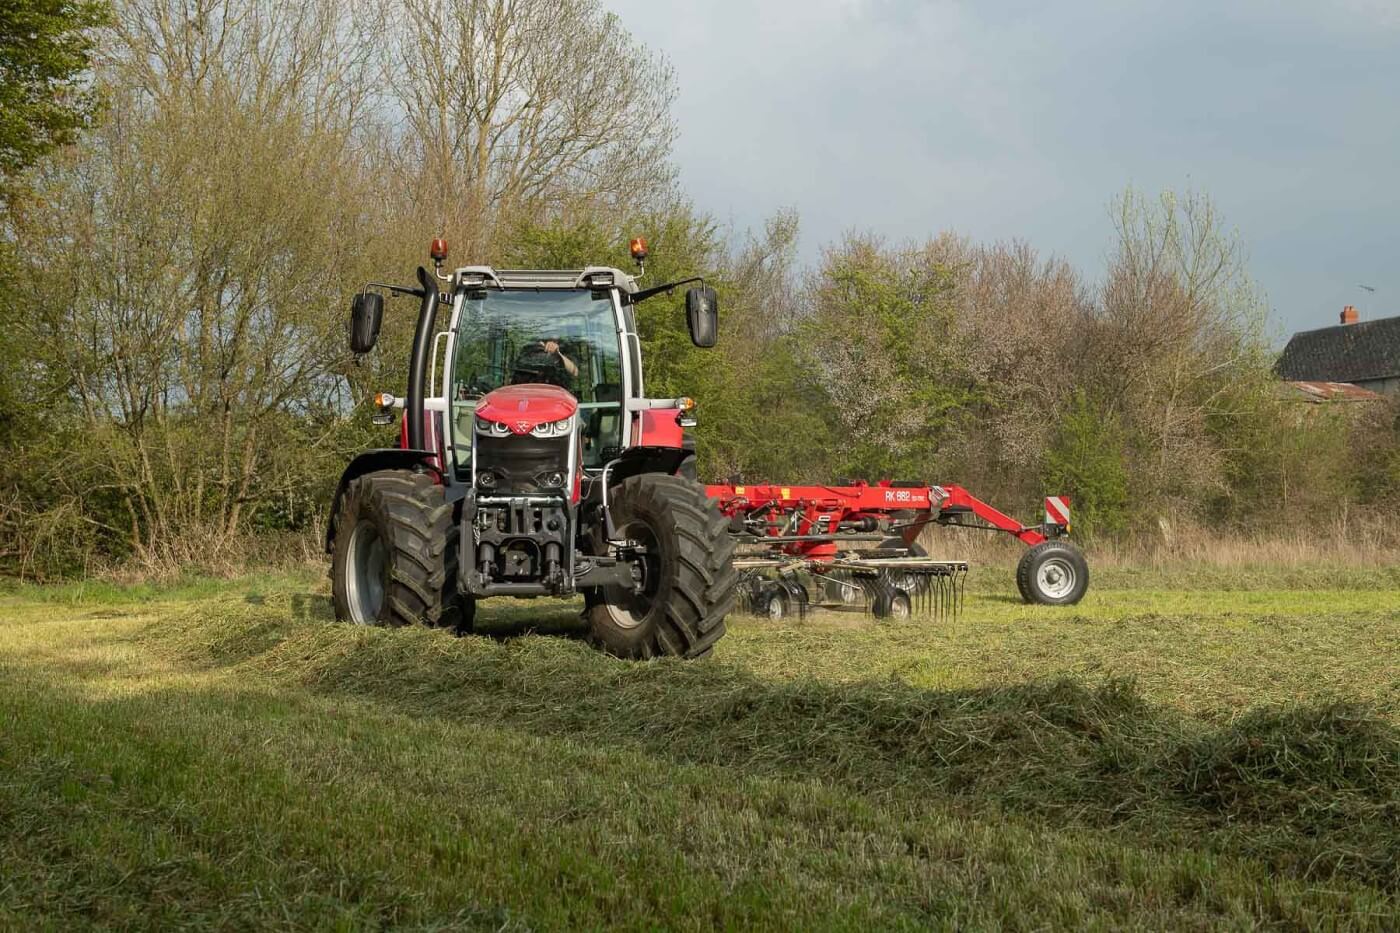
[558,350,578,378]
[546,340,579,378]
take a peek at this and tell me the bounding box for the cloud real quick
[607,0,1400,334]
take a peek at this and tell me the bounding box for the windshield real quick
[450,289,623,474]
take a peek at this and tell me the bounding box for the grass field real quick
[1,566,1397,930]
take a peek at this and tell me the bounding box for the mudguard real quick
[324,448,439,552]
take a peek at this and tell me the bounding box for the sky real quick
[603,0,1400,341]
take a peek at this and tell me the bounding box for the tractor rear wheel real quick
[588,474,737,659]
[331,470,464,628]
[1016,540,1089,606]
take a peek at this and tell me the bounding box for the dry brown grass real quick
[919,517,1400,577]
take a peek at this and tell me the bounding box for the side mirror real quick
[349,292,384,354]
[685,285,719,348]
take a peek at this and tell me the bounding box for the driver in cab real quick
[510,339,579,390]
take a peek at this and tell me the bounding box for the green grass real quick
[1,569,1397,929]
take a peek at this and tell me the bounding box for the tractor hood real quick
[475,384,579,435]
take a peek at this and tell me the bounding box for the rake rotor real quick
[735,557,968,620]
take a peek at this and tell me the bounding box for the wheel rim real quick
[1036,557,1077,600]
[896,572,925,595]
[766,592,785,620]
[345,519,387,624]
[890,593,911,619]
[825,573,860,605]
[604,520,662,630]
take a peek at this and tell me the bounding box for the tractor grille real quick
[474,432,570,495]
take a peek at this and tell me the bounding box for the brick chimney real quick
[1341,305,1359,325]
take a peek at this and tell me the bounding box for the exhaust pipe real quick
[406,265,439,453]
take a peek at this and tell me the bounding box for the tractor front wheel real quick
[588,474,737,659]
[331,470,464,628]
[1016,540,1089,606]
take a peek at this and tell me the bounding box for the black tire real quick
[758,586,789,621]
[1015,562,1033,603]
[1017,540,1089,606]
[588,474,737,659]
[821,572,861,606]
[878,536,930,595]
[870,579,912,619]
[331,470,464,628]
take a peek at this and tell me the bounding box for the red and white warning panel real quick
[1044,496,1071,527]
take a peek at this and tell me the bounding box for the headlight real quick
[534,470,566,488]
[530,415,575,438]
[475,415,509,437]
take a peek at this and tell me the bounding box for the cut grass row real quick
[145,596,1400,889]
[1,575,1397,929]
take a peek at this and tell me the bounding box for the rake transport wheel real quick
[1016,540,1089,606]
[331,470,465,629]
[752,580,807,621]
[878,536,930,595]
[757,585,789,621]
[588,474,737,659]
[870,577,913,619]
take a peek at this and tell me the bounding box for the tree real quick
[0,0,109,201]
[930,235,1090,503]
[802,235,978,479]
[6,0,387,571]
[1086,188,1271,512]
[1041,390,1130,539]
[384,0,678,255]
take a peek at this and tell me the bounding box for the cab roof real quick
[453,266,639,294]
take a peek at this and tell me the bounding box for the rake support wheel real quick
[331,470,464,629]
[588,474,737,659]
[1017,540,1089,606]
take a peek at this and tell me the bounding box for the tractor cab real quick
[444,269,636,477]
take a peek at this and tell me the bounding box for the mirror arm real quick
[363,281,427,300]
[628,276,705,305]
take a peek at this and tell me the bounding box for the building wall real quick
[1354,377,1400,396]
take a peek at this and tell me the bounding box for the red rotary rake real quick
[704,480,1089,619]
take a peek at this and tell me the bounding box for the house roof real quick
[1276,315,1400,383]
[1280,380,1383,403]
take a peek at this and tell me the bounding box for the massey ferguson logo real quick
[515,420,531,433]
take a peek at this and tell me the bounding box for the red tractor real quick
[326,239,737,659]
